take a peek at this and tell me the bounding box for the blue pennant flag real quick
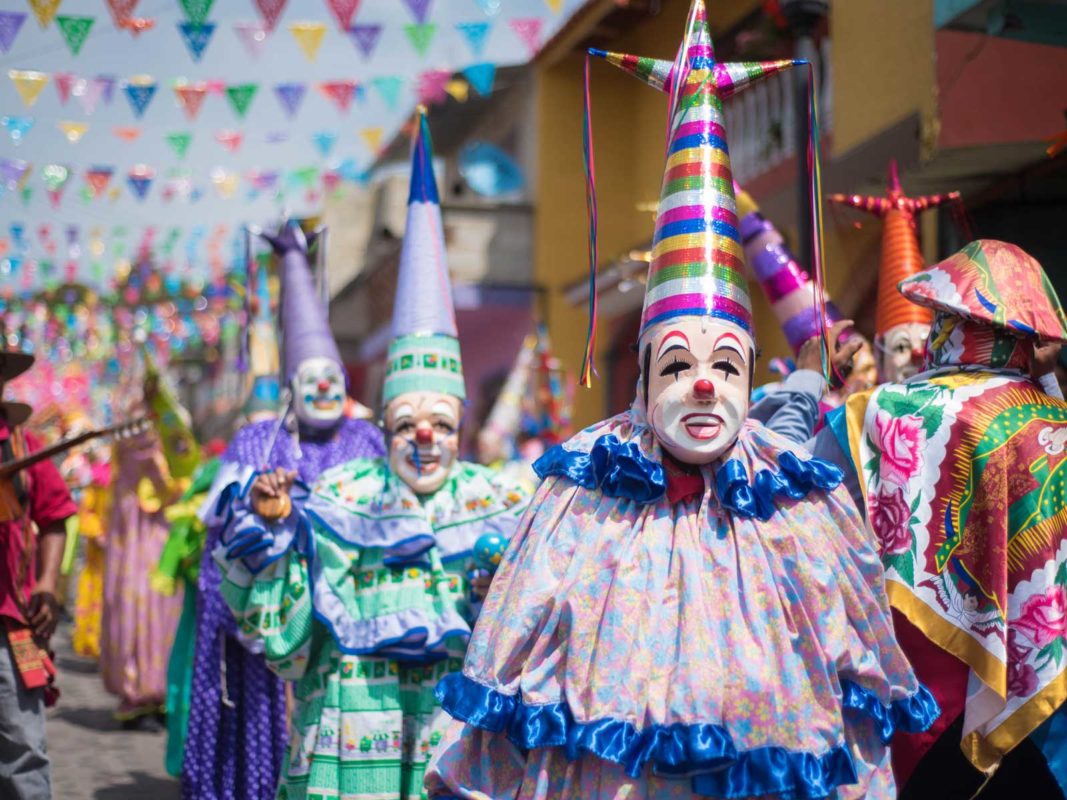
[124,82,157,118]
[178,21,216,62]
[463,63,496,97]
[456,22,490,57]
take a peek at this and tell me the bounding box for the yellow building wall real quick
[534,0,762,428]
[831,0,938,158]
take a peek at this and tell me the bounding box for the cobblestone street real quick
[46,624,180,800]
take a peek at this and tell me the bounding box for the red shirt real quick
[0,420,77,624]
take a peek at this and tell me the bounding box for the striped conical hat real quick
[592,0,796,340]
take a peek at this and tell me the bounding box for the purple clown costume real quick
[181,223,385,799]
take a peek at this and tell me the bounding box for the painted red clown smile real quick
[682,413,722,440]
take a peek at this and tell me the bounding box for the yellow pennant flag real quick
[9,70,50,108]
[108,186,121,202]
[58,121,88,143]
[28,0,62,29]
[289,21,327,62]
[545,0,563,10]
[360,127,383,154]
[444,79,469,103]
[211,168,239,199]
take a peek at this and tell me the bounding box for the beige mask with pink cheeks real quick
[385,391,462,495]
[878,322,931,383]
[642,317,753,465]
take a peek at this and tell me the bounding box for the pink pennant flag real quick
[509,17,542,57]
[233,20,268,58]
[403,0,432,24]
[174,83,208,120]
[416,69,451,105]
[214,129,243,152]
[254,0,287,31]
[318,80,357,113]
[106,0,139,26]
[54,72,75,104]
[326,0,361,31]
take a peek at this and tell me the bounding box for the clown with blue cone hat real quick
[425,2,936,798]
[210,107,530,800]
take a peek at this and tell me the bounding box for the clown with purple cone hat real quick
[182,221,385,800]
[210,110,529,800]
[425,2,936,798]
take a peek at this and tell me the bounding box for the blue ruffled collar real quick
[534,416,843,521]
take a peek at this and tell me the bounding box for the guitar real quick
[0,417,151,523]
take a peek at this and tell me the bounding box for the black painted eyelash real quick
[713,360,740,376]
[660,358,691,377]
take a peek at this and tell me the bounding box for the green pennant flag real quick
[404,23,436,57]
[179,0,215,24]
[165,131,193,159]
[226,84,258,119]
[20,185,32,206]
[56,16,94,56]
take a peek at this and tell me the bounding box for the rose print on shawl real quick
[1014,585,1067,650]
[874,410,926,487]
[869,486,912,556]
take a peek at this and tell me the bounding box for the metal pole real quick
[794,33,817,270]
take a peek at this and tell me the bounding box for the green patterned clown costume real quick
[212,458,528,800]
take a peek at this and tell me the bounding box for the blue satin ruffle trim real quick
[534,435,666,504]
[435,673,735,779]
[716,450,844,521]
[436,673,940,796]
[841,680,940,743]
[534,435,843,518]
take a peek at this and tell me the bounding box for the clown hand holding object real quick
[424,3,938,799]
[211,108,529,800]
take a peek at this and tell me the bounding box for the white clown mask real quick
[386,391,462,495]
[292,357,346,429]
[642,317,753,466]
[878,322,930,383]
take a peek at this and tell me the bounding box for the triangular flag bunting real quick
[95,74,116,105]
[214,129,243,152]
[416,69,450,105]
[474,0,501,15]
[210,167,239,199]
[509,17,542,57]
[226,83,258,118]
[112,126,141,142]
[402,0,432,24]
[444,79,469,103]
[462,62,496,97]
[273,82,306,118]
[0,12,26,54]
[254,0,286,31]
[319,80,356,113]
[545,0,563,11]
[326,0,360,30]
[119,17,155,36]
[1,158,30,191]
[360,127,382,154]
[58,120,88,143]
[124,79,157,118]
[312,130,337,158]
[106,0,138,24]
[1,116,34,144]
[233,20,268,58]
[9,70,49,108]
[84,166,113,198]
[55,16,94,56]
[178,21,215,61]
[28,0,61,29]
[174,83,207,120]
[371,75,403,109]
[347,23,380,57]
[404,23,435,57]
[178,0,213,25]
[455,22,489,57]
[165,131,193,159]
[54,72,75,104]
[75,76,102,114]
[127,166,154,201]
[289,21,326,61]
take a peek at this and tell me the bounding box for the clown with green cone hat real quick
[424,2,937,798]
[209,106,529,800]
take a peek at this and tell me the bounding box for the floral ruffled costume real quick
[828,240,1067,784]
[426,4,936,797]
[72,463,110,659]
[213,109,532,800]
